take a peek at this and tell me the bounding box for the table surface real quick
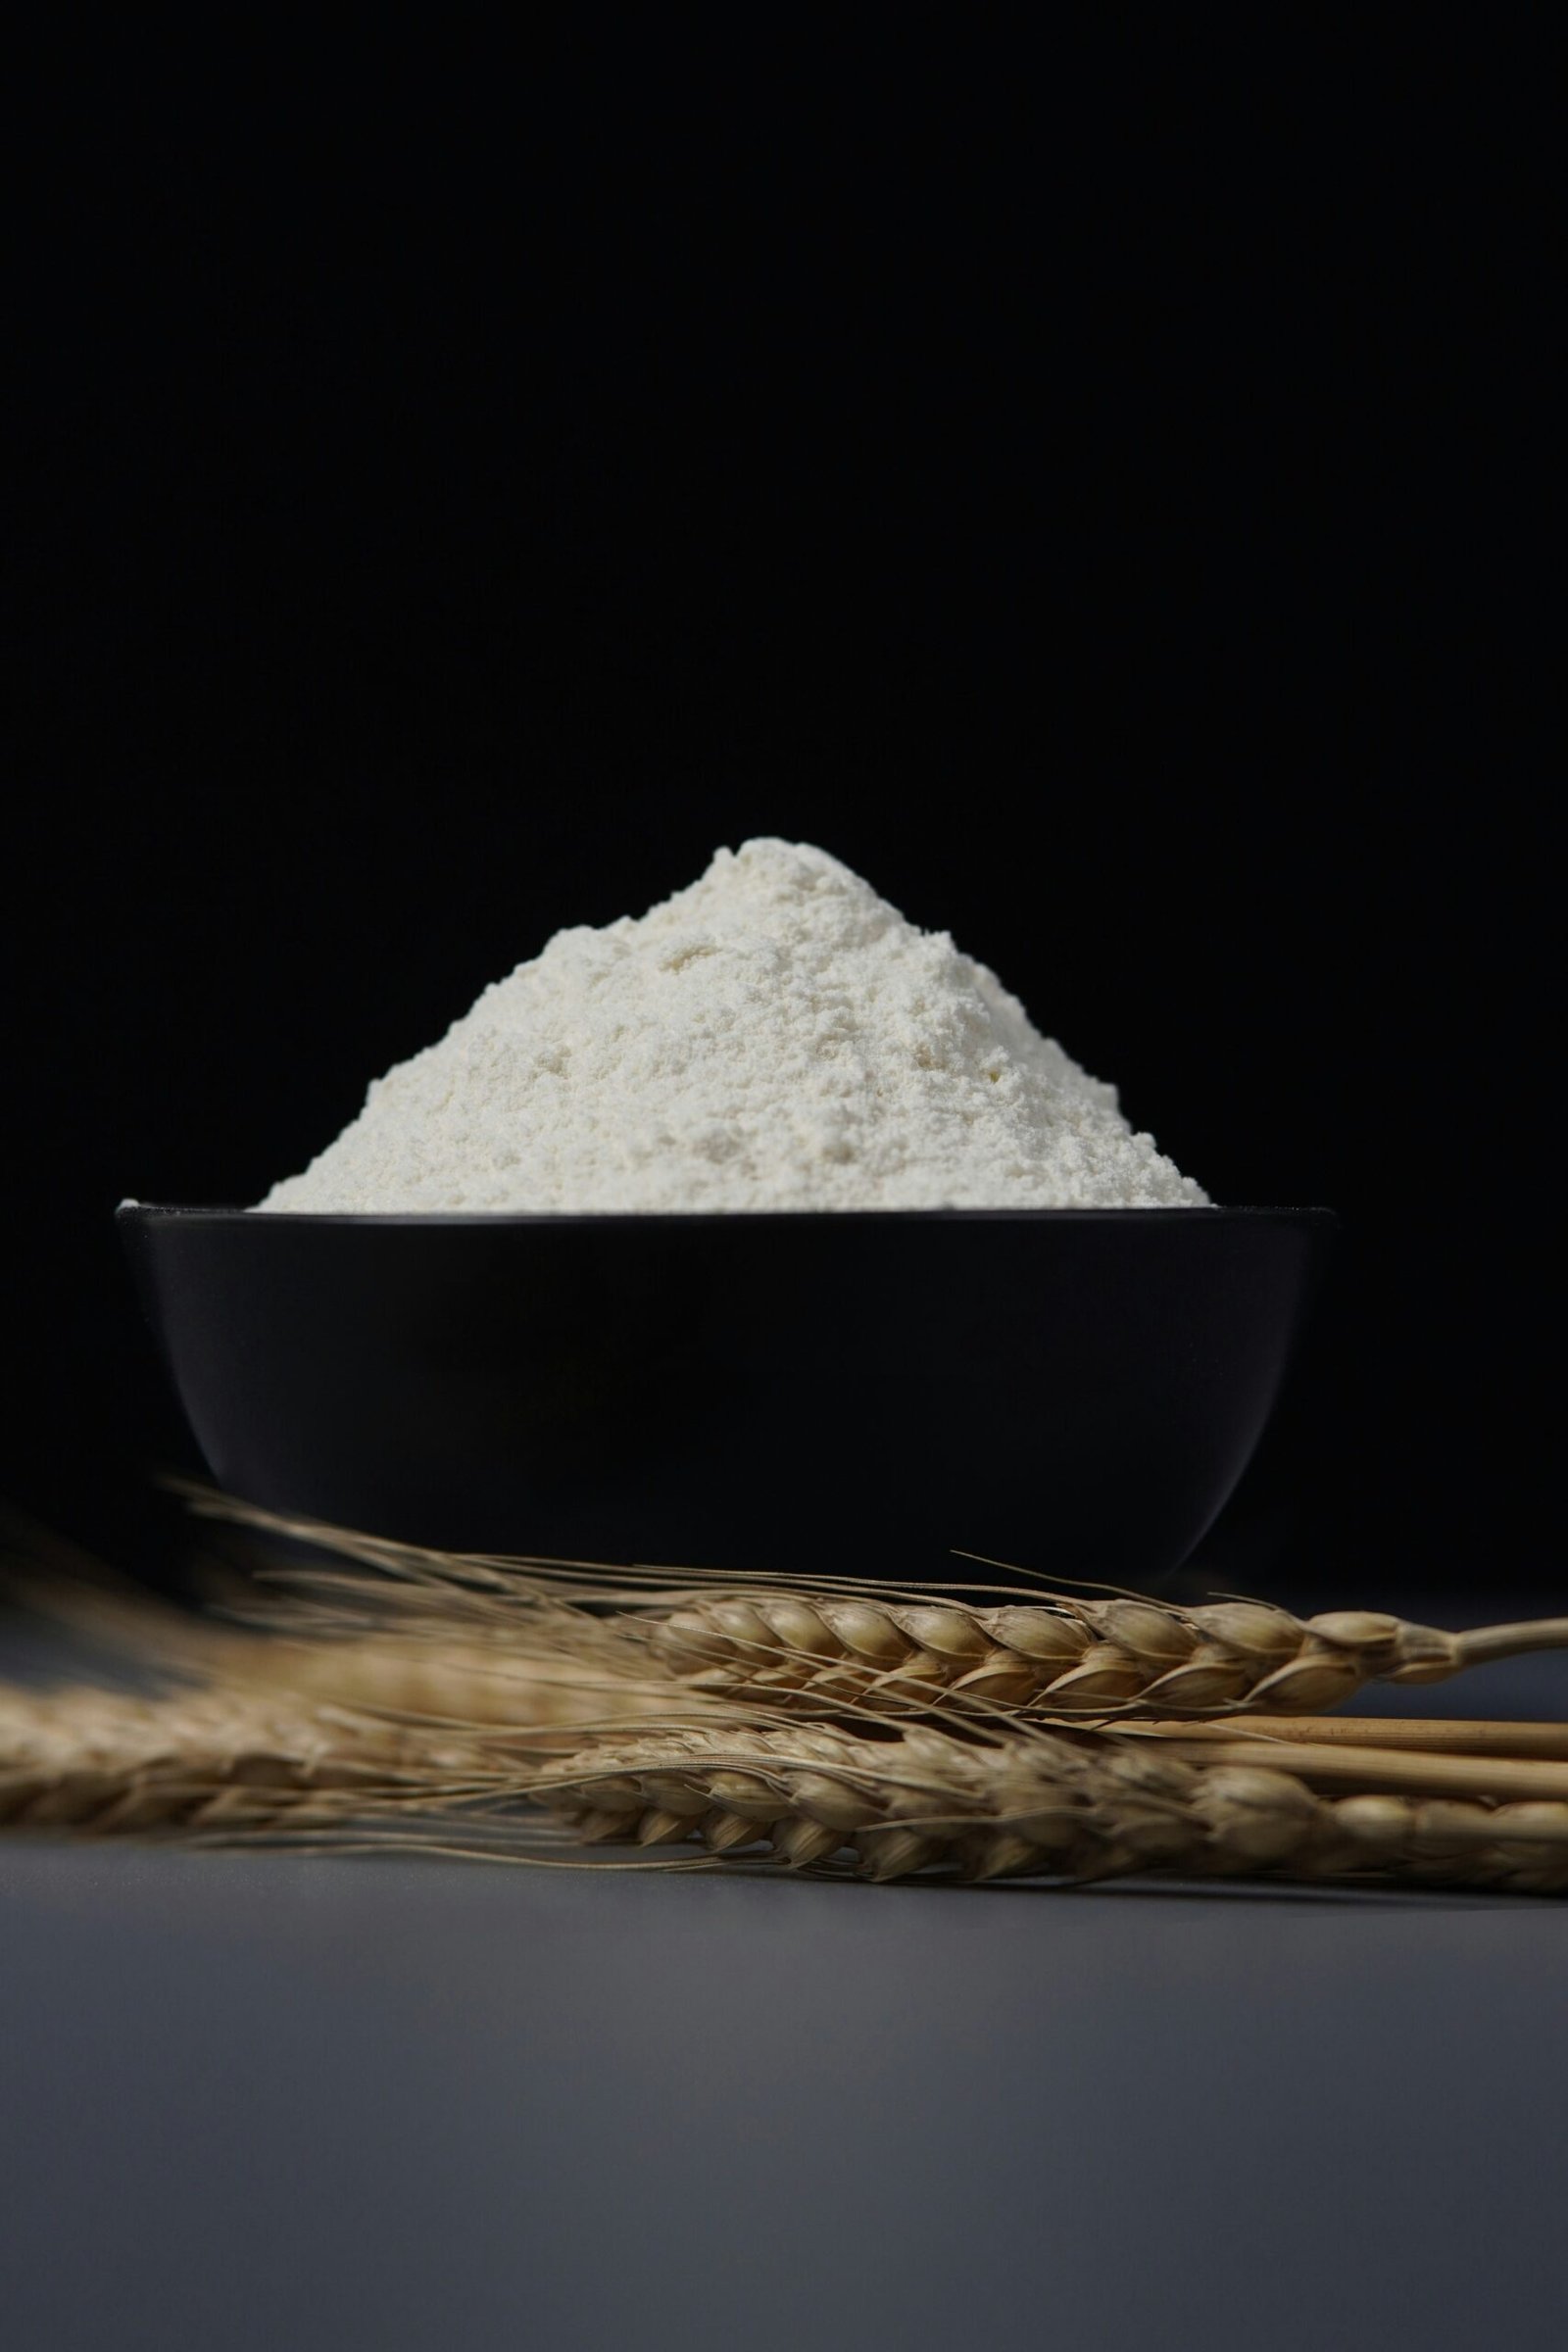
[3,1640,1566,2352]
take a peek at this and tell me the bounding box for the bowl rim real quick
[117,1201,1339,1231]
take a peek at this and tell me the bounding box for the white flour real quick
[258,840,1208,1213]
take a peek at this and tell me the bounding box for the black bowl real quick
[119,1204,1336,1583]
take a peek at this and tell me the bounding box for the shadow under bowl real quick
[119,1204,1337,1584]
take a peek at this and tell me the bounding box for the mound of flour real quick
[258,840,1207,1213]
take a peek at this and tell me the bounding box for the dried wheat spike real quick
[537,1721,1568,1894]
[8,1685,1568,1895]
[207,1633,688,1728]
[0,1687,495,1837]
[181,1489,1568,1726]
[0,1544,683,1732]
[644,1592,1568,1719]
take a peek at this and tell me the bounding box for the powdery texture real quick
[258,840,1208,1213]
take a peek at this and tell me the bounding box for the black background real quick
[8,22,1556,1596]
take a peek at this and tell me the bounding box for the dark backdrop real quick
[8,23,1555,1596]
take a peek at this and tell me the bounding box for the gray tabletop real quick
[3,1841,1565,2352]
[3,1635,1567,2352]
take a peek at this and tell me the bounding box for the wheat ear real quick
[541,1585,1568,1722]
[533,1720,1568,1894]
[181,1488,1568,1724]
[0,1686,530,1837]
[642,1593,1544,1715]
[8,1685,1568,1894]
[2,1557,692,1731]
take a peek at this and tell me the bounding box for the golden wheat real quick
[175,1631,687,1729]
[183,1487,1568,1725]
[6,1682,1568,1894]
[0,1686,486,1835]
[8,1492,1566,1898]
[2,1554,690,1730]
[645,1592,1473,1715]
[534,1719,1568,1893]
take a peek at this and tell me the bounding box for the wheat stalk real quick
[531,1719,1568,1893]
[1135,1715,1568,1762]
